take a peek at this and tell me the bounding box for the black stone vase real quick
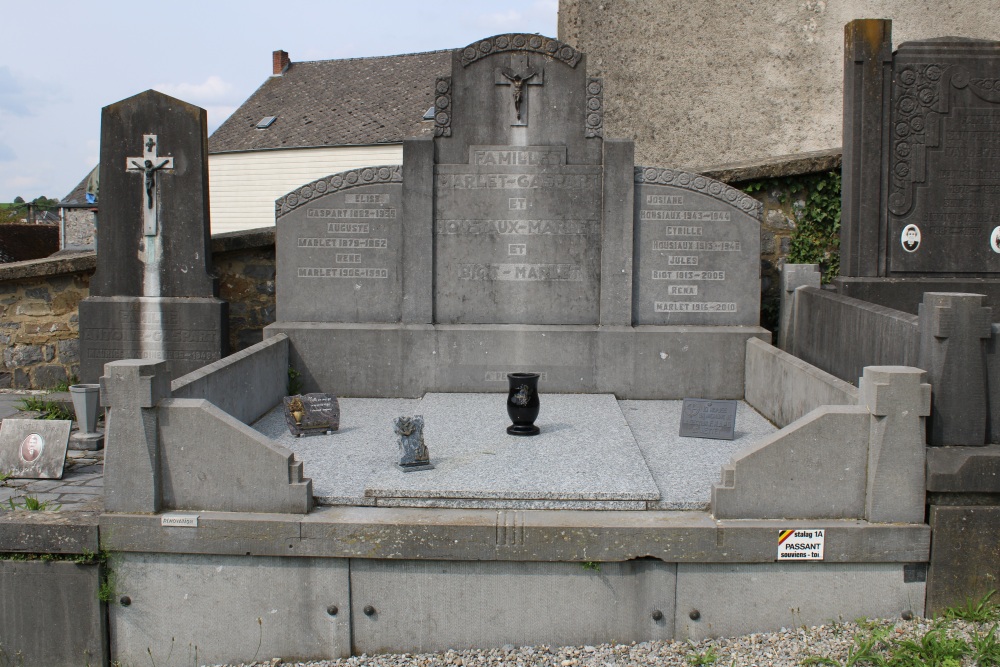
[506,372,541,436]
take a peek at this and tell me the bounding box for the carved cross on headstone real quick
[125,134,174,236]
[495,54,544,126]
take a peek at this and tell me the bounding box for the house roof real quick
[60,169,96,208]
[209,49,453,153]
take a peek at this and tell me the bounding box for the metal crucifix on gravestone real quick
[125,134,174,236]
[495,54,544,126]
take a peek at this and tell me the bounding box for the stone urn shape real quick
[69,383,104,450]
[506,372,541,436]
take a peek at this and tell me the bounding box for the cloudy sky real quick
[0,1,557,203]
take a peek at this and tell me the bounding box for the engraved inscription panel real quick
[633,179,760,325]
[277,181,403,322]
[434,146,602,324]
[78,299,224,382]
[888,47,1000,275]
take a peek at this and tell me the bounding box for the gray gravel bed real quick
[206,616,994,667]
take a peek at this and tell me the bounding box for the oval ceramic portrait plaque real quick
[901,224,921,253]
[19,433,44,464]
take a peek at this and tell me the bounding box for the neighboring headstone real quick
[395,415,433,471]
[0,419,71,479]
[838,20,1000,312]
[283,393,340,437]
[678,399,738,440]
[78,90,227,383]
[633,169,762,325]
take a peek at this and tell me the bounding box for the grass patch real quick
[16,396,72,420]
[7,495,60,511]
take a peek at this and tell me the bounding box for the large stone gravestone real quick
[837,20,1000,313]
[78,91,227,382]
[268,34,767,399]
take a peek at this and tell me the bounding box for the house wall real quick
[208,144,404,234]
[558,1,1000,170]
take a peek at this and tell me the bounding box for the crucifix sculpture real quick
[495,54,544,126]
[125,134,174,235]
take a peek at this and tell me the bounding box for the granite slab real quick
[253,398,418,505]
[253,394,779,511]
[364,393,660,508]
[620,400,777,510]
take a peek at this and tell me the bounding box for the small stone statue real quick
[395,415,433,472]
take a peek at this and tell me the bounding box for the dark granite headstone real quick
[633,169,762,325]
[0,419,71,479]
[395,415,432,471]
[838,20,1000,312]
[678,398,738,440]
[283,393,340,437]
[78,90,227,383]
[275,168,403,322]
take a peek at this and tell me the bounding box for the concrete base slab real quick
[69,431,104,451]
[621,400,776,509]
[110,553,350,666]
[350,558,674,654]
[674,562,926,641]
[0,560,107,667]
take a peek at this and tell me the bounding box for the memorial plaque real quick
[434,146,602,324]
[283,393,340,437]
[276,167,404,322]
[887,39,1000,275]
[678,398,738,440]
[0,419,71,479]
[633,168,762,325]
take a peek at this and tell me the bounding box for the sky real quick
[0,0,558,203]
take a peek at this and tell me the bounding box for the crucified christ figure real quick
[501,66,538,121]
[129,158,171,209]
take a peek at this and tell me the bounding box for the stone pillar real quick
[401,137,434,324]
[778,264,821,353]
[859,366,931,524]
[100,360,171,513]
[600,138,634,325]
[840,19,892,278]
[918,293,992,446]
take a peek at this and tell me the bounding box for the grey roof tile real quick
[209,49,452,153]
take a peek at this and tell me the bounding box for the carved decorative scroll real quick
[275,165,402,218]
[634,167,763,220]
[460,34,582,68]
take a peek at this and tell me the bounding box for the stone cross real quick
[126,134,174,236]
[496,54,544,126]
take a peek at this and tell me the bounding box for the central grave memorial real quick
[267,34,767,398]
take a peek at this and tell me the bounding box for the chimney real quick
[272,50,291,76]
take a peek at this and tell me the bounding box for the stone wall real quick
[63,207,96,248]
[558,2,1000,169]
[0,228,276,389]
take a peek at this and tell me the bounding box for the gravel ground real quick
[207,616,997,667]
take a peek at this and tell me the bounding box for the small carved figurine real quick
[395,415,433,471]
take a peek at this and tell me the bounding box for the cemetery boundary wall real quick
[0,152,840,390]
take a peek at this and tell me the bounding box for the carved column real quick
[778,264,821,353]
[840,19,893,277]
[918,293,992,446]
[100,360,171,513]
[860,366,931,524]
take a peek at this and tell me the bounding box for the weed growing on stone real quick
[687,645,719,665]
[7,495,60,511]
[803,591,1000,667]
[941,589,1000,623]
[581,561,601,571]
[16,396,72,420]
[0,643,25,667]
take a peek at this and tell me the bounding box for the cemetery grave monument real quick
[78,90,227,383]
[91,33,932,664]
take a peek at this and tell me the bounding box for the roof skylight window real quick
[422,106,435,121]
[256,116,277,129]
